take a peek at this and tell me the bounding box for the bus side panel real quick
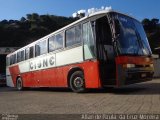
[21,72,35,87]
[8,61,101,88]
[42,69,52,86]
[9,65,20,87]
[18,61,36,87]
[46,68,57,87]
[55,67,66,87]
[83,60,101,88]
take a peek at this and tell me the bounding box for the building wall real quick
[153,58,160,78]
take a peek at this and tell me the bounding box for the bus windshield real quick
[113,13,152,56]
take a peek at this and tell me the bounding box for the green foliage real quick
[142,18,160,54]
[0,13,77,47]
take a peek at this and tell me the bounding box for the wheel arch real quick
[67,66,84,88]
[16,75,21,81]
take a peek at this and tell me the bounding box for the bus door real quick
[95,16,116,86]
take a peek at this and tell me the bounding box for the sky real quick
[0,0,160,21]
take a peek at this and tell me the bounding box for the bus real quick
[6,10,154,93]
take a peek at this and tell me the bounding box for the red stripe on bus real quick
[9,60,101,88]
[116,56,153,65]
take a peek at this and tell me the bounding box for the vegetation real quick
[0,13,77,47]
[142,18,160,54]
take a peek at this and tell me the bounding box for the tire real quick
[70,71,86,93]
[16,77,24,91]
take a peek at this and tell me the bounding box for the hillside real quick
[0,13,77,47]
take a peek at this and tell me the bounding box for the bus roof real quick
[6,10,136,57]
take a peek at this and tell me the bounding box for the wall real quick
[153,58,160,78]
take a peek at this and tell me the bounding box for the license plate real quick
[141,73,146,77]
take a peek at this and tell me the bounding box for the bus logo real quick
[30,55,55,71]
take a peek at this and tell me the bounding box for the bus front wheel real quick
[70,71,86,93]
[16,77,24,91]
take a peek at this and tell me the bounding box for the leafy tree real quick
[20,17,26,22]
[142,18,160,54]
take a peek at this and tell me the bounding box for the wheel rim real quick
[73,76,84,88]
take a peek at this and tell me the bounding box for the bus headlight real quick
[149,64,154,67]
[123,64,135,68]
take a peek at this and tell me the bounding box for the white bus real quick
[6,10,154,92]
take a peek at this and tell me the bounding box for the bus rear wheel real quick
[16,77,24,91]
[70,71,86,93]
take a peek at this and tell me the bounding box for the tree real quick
[142,18,160,54]
[20,17,26,22]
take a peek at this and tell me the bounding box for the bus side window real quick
[49,36,56,52]
[29,46,34,59]
[49,32,63,52]
[17,51,21,63]
[10,55,13,65]
[35,40,47,57]
[55,32,63,50]
[66,27,75,47]
[83,22,95,60]
[6,57,9,66]
[12,54,17,64]
[21,50,25,61]
[66,25,81,47]
[25,48,29,60]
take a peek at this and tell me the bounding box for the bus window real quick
[49,32,63,52]
[55,32,63,49]
[25,48,29,60]
[11,55,14,65]
[29,46,34,59]
[21,50,25,61]
[12,54,17,64]
[49,36,56,52]
[17,50,25,62]
[75,24,81,44]
[66,25,81,47]
[17,51,21,62]
[6,57,9,66]
[83,22,95,60]
[10,55,13,65]
[66,27,75,47]
[35,40,47,57]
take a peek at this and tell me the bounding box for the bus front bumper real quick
[116,65,154,86]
